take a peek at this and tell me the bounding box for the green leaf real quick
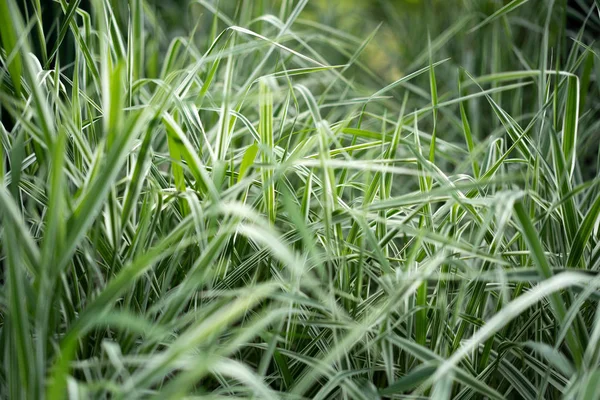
[380,364,437,395]
[0,0,23,94]
[562,75,580,178]
[259,79,276,224]
[567,194,600,268]
[239,142,259,182]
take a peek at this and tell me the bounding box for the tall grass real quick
[1,0,600,398]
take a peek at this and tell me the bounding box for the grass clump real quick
[1,0,600,398]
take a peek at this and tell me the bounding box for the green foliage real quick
[0,0,600,399]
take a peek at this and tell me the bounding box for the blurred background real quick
[18,0,599,85]
[12,0,599,176]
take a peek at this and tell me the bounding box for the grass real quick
[1,0,600,398]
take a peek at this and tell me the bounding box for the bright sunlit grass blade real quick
[562,74,580,178]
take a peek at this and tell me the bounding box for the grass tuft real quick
[1,0,600,398]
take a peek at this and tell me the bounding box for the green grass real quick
[1,0,600,398]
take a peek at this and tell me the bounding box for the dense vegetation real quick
[1,0,600,398]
